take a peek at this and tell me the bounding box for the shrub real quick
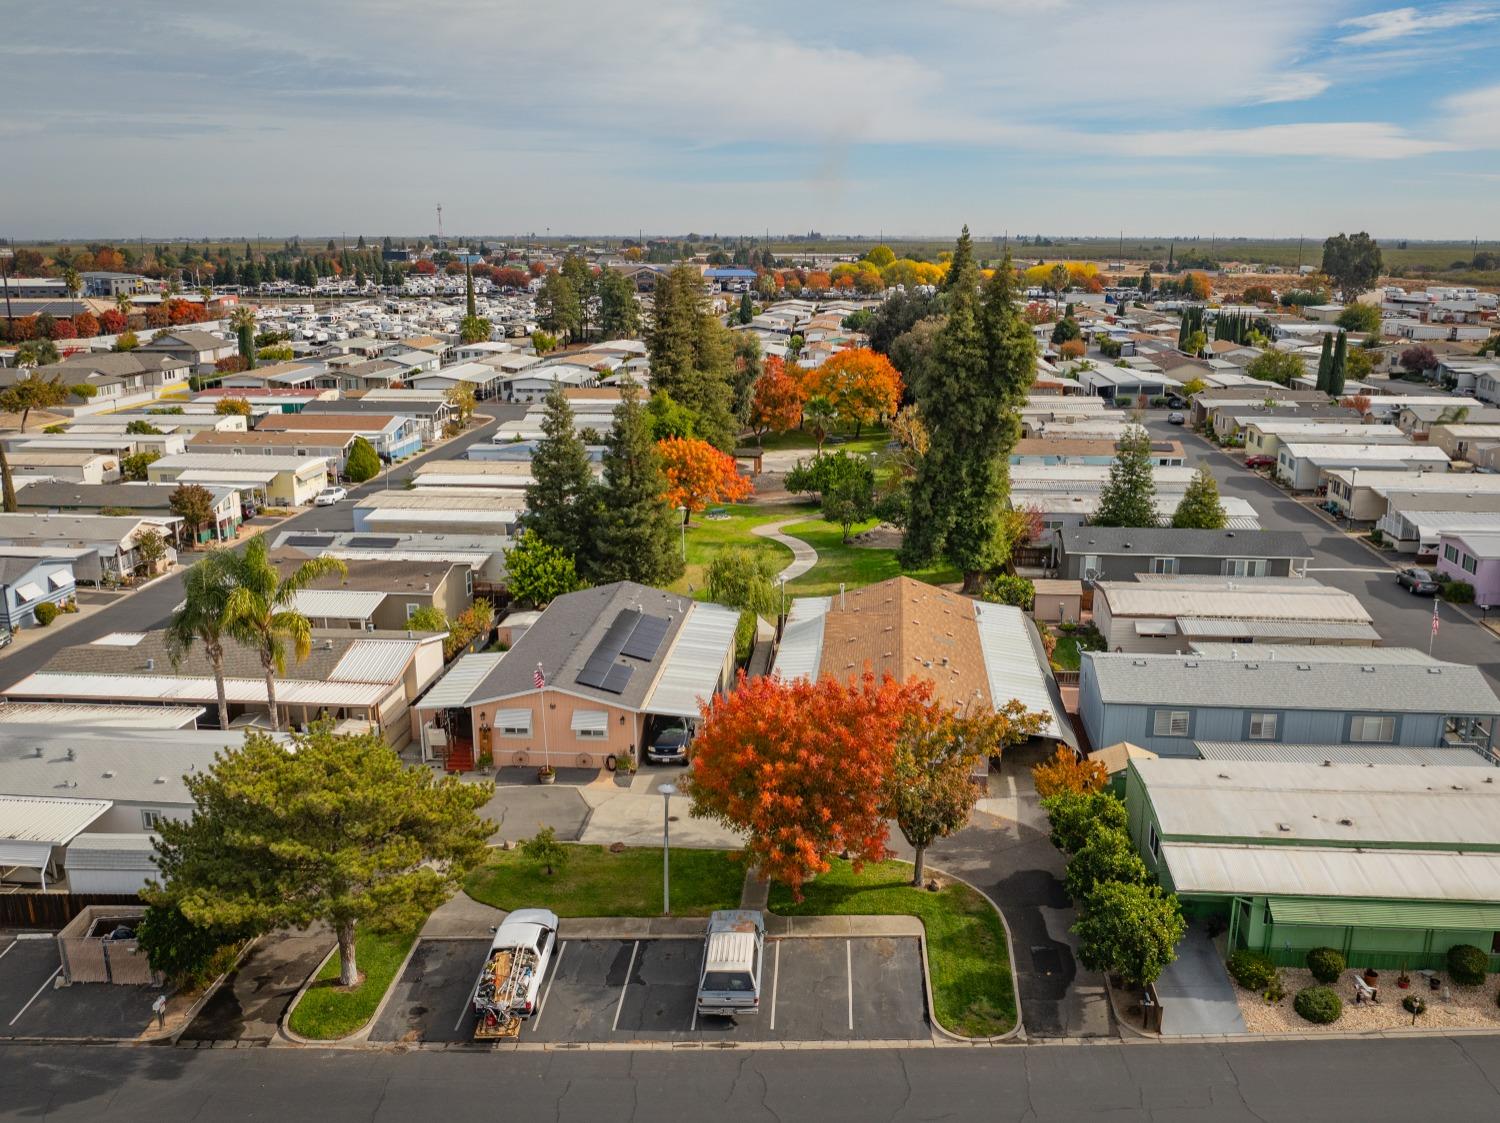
[32,602,59,627]
[1442,581,1475,605]
[1447,943,1489,986]
[1293,985,1342,1025]
[1263,975,1287,1004]
[1226,949,1278,991]
[1306,946,1346,984]
[1402,995,1427,1016]
[982,573,1035,611]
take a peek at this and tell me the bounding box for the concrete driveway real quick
[179,926,333,1043]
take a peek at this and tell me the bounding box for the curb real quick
[919,862,1028,1045]
[276,941,342,1046]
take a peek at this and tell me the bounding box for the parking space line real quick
[0,940,16,963]
[529,941,564,1032]
[845,940,854,1031]
[9,966,60,1027]
[769,940,780,1030]
[610,941,638,1033]
[455,971,480,1034]
[689,940,705,1033]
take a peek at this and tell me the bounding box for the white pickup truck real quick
[471,907,559,1039]
[695,910,765,1018]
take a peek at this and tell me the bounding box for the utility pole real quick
[0,246,13,324]
[436,203,444,245]
[1297,236,1304,270]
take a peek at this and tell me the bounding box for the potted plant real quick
[536,764,556,785]
[476,751,493,774]
[1362,967,1380,987]
[1397,962,1410,989]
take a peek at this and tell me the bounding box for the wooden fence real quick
[0,892,141,930]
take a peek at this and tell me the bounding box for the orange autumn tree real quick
[1031,746,1108,798]
[748,355,805,444]
[682,671,925,897]
[802,347,902,438]
[657,436,752,521]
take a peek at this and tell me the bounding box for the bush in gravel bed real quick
[1306,947,1346,984]
[1448,944,1489,987]
[1294,985,1342,1025]
[1227,949,1278,991]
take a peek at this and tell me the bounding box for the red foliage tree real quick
[98,309,128,334]
[72,312,100,338]
[802,347,903,437]
[683,672,926,896]
[748,355,805,443]
[528,261,547,277]
[657,436,752,519]
[412,260,438,276]
[9,316,37,341]
[493,267,531,289]
[49,318,77,340]
[144,303,170,328]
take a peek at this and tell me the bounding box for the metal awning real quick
[1268,896,1500,931]
[493,708,531,732]
[570,710,608,733]
[1134,619,1177,636]
[13,582,43,601]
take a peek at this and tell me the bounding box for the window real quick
[405,603,421,619]
[1463,552,1478,575]
[1149,557,1179,575]
[1152,710,1190,737]
[1248,712,1278,740]
[1223,558,1268,578]
[141,810,164,830]
[1080,554,1100,578]
[576,726,606,740]
[1444,544,1460,564]
[1349,715,1396,743]
[1148,824,1161,862]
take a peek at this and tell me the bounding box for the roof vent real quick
[1132,659,1147,666]
[1361,665,1375,672]
[146,658,155,671]
[1323,759,1333,767]
[32,746,42,758]
[65,748,75,762]
[1338,818,1354,826]
[1277,823,1292,832]
[1244,662,1259,670]
[1297,663,1311,671]
[1218,772,1230,780]
[155,776,167,784]
[1428,667,1443,674]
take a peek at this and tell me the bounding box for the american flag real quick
[534,664,546,689]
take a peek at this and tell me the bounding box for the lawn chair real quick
[1353,975,1379,1004]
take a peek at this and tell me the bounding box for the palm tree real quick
[222,537,347,732]
[165,553,237,729]
[1436,405,1470,425]
[62,267,81,300]
[114,292,133,317]
[804,396,837,455]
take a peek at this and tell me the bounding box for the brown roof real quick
[817,577,989,710]
[1013,437,1183,457]
[270,554,460,594]
[563,388,623,401]
[256,413,398,433]
[189,430,353,450]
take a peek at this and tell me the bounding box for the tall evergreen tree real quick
[465,265,476,319]
[597,267,640,338]
[645,265,737,450]
[901,246,1036,591]
[590,382,684,586]
[524,389,597,565]
[1328,331,1348,398]
[1093,427,1158,528]
[1171,466,1228,529]
[1314,333,1333,393]
[941,225,974,291]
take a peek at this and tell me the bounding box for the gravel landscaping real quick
[1235,969,1500,1034]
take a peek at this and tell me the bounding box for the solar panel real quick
[621,613,670,662]
[284,535,335,548]
[576,610,640,689]
[599,663,634,695]
[345,536,402,550]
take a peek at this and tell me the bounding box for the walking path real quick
[750,518,818,581]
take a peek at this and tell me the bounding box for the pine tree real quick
[645,265,737,451]
[590,383,684,586]
[738,291,754,325]
[524,389,597,564]
[1314,333,1333,393]
[1171,466,1228,529]
[1328,331,1348,398]
[942,225,974,291]
[465,265,476,319]
[1093,427,1158,528]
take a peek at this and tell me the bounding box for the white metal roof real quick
[417,652,505,710]
[65,833,159,872]
[0,702,205,728]
[290,588,387,621]
[0,795,111,844]
[328,639,422,683]
[972,601,1076,747]
[1175,617,1381,641]
[1192,741,1493,767]
[1185,644,1439,665]
[89,632,145,647]
[172,468,281,485]
[770,597,829,683]
[646,601,740,718]
[1162,842,1500,902]
[4,671,388,708]
[1099,578,1370,623]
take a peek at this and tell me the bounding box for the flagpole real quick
[537,663,551,773]
[1430,599,1439,657]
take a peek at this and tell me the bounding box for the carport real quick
[0,796,111,890]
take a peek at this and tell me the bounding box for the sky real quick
[5,0,1500,241]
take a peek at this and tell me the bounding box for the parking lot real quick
[371,935,930,1045]
[0,933,166,1040]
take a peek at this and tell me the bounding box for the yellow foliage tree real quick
[1031,746,1108,798]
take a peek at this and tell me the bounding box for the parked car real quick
[314,486,348,506]
[1244,454,1276,469]
[645,717,692,765]
[1167,412,1185,425]
[1164,396,1186,409]
[0,627,11,649]
[1397,567,1440,595]
[696,910,766,1018]
[471,907,559,1038]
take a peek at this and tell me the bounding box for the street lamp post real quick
[659,782,678,915]
[678,505,688,563]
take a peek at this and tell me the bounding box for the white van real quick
[695,910,765,1017]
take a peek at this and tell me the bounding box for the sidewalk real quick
[556,914,922,941]
[750,518,818,581]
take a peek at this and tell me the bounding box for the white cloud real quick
[1245,72,1333,103]
[1338,4,1497,45]
[1441,82,1500,142]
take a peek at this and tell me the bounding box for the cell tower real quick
[436,202,444,244]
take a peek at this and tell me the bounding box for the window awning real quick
[1134,619,1177,636]
[494,707,531,732]
[48,572,71,590]
[14,582,43,602]
[1268,896,1500,931]
[570,710,608,733]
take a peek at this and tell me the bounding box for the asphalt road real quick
[0,401,525,686]
[6,1036,1500,1121]
[1145,415,1500,686]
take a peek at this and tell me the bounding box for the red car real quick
[1244,455,1275,469]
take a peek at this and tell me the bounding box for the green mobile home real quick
[1124,756,1500,971]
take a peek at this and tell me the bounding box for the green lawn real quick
[672,502,808,598]
[1051,634,1082,672]
[782,518,961,597]
[769,859,1015,1038]
[755,426,891,459]
[287,926,420,1040]
[464,844,745,917]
